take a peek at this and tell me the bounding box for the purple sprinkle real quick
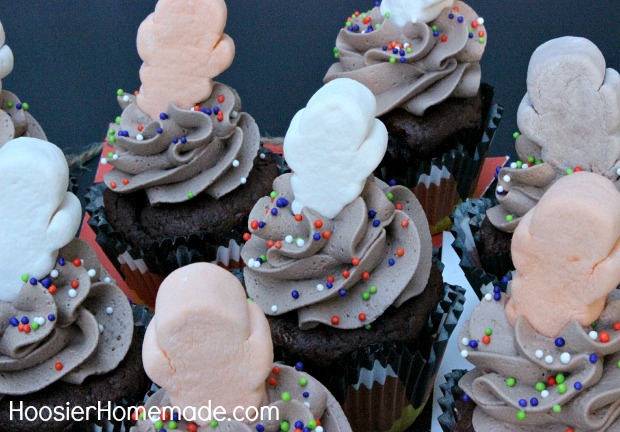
[271,208,278,216]
[21,316,29,325]
[48,314,56,321]
[29,278,38,286]
[468,340,479,349]
[159,113,168,120]
[338,289,347,297]
[589,354,598,363]
[295,362,304,371]
[8,317,18,327]
[530,398,539,406]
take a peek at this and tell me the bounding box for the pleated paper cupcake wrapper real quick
[86,183,244,309]
[450,198,515,297]
[436,369,470,432]
[275,283,466,432]
[375,85,503,235]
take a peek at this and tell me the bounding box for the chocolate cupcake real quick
[242,78,466,432]
[324,0,502,234]
[0,137,147,432]
[87,0,283,307]
[446,172,620,431]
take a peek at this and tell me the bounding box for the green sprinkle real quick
[386,192,394,200]
[117,89,124,96]
[154,420,164,430]
[535,382,546,392]
[527,156,535,164]
[566,168,574,175]
[516,161,523,169]
[617,360,620,368]
[431,25,438,31]
[506,377,516,387]
[308,420,317,429]
[555,374,565,385]
[333,47,339,53]
[516,411,526,421]
[108,136,116,143]
[168,421,178,430]
[557,383,567,394]
[485,328,493,336]
[187,192,195,199]
[375,23,381,29]
[31,322,39,331]
[479,37,485,44]
[334,53,340,59]
[552,405,561,414]
[369,285,377,294]
[536,159,543,165]
[389,57,396,64]
[107,152,115,158]
[346,21,352,27]
[280,421,290,432]
[115,116,121,125]
[270,191,277,199]
[362,292,371,301]
[299,377,308,387]
[22,102,29,111]
[282,392,291,402]
[591,321,598,329]
[259,254,267,262]
[364,324,372,330]
[406,47,412,53]
[139,412,146,420]
[108,129,116,136]
[247,297,253,302]
[384,12,391,18]
[513,132,521,139]
[7,101,13,108]
[210,420,218,428]
[21,274,29,283]
[506,214,514,222]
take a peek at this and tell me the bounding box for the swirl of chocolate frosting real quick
[323,1,486,116]
[0,239,133,396]
[242,174,432,330]
[104,82,260,204]
[0,90,46,146]
[131,364,350,432]
[458,292,620,431]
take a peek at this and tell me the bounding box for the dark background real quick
[3,1,620,185]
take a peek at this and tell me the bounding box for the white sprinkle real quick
[247,259,256,267]
[50,270,59,278]
[616,167,620,176]
[122,95,130,102]
[316,427,324,432]
[303,402,311,408]
[100,158,108,165]
[535,350,544,359]
[35,317,45,325]
[460,350,469,358]
[496,186,504,194]
[253,260,261,269]
[232,159,240,168]
[510,162,517,169]
[522,163,529,169]
[403,43,410,48]
[259,153,266,159]
[484,293,492,302]
[112,154,119,160]
[190,107,196,111]
[477,17,484,25]
[104,277,111,283]
[545,355,553,364]
[99,324,105,333]
[541,390,549,398]
[296,238,305,247]
[68,289,77,298]
[231,111,239,119]
[88,269,96,278]
[503,175,511,183]
[589,331,598,340]
[560,353,571,364]
[461,338,470,346]
[316,284,325,292]
[106,307,114,315]
[240,177,247,184]
[136,134,144,141]
[271,305,278,313]
[285,235,294,244]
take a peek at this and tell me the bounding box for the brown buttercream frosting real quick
[0,90,46,146]
[0,238,133,396]
[242,174,432,330]
[104,82,261,204]
[323,1,486,116]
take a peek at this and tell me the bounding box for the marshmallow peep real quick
[380,0,454,26]
[0,137,81,302]
[284,78,387,219]
[0,20,14,92]
[506,172,620,337]
[136,0,235,119]
[142,263,273,423]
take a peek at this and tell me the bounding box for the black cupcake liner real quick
[437,369,470,432]
[85,147,289,307]
[375,85,503,233]
[450,198,515,297]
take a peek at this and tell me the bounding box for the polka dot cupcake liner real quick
[375,84,503,235]
[451,197,515,298]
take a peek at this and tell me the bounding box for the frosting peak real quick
[0,20,14,90]
[380,0,455,26]
[0,138,81,302]
[284,78,387,219]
